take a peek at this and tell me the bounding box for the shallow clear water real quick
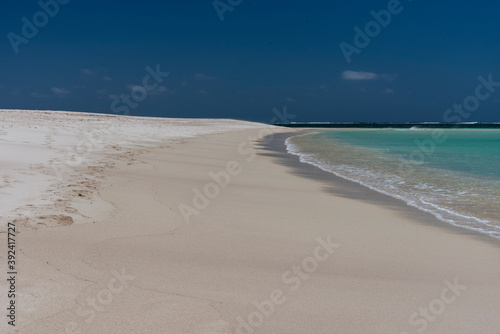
[286,129,500,239]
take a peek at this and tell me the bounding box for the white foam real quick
[285,134,500,239]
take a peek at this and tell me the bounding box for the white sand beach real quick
[1,110,500,333]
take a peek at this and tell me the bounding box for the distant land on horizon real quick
[273,122,500,129]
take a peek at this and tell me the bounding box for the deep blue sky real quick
[1,0,500,122]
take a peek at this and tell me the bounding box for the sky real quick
[1,0,500,123]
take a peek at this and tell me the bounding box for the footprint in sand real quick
[44,134,54,149]
[0,175,11,188]
[14,215,74,229]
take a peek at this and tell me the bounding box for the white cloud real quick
[199,90,208,95]
[150,86,176,96]
[286,97,295,103]
[126,84,142,91]
[180,81,188,86]
[103,76,112,81]
[51,87,70,97]
[341,70,378,80]
[152,86,167,94]
[80,68,96,76]
[382,88,395,94]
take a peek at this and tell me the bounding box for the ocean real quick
[286,129,500,239]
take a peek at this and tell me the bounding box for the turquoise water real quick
[286,129,500,238]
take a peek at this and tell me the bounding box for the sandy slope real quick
[0,109,267,230]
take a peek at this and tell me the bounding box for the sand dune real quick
[0,109,267,230]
